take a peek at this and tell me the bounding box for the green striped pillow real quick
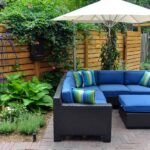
[72,89,95,104]
[82,70,96,87]
[73,71,83,88]
[140,71,150,86]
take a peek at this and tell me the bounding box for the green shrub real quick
[42,69,64,93]
[0,120,16,134]
[140,63,150,70]
[36,114,45,128]
[0,104,27,121]
[0,0,73,68]
[0,73,53,110]
[17,112,45,135]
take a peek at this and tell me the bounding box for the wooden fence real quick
[76,31,141,70]
[0,25,141,80]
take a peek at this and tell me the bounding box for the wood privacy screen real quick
[76,31,141,70]
[0,25,141,79]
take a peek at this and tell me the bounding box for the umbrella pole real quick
[73,23,77,71]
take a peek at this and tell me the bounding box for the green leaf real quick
[0,94,12,102]
[32,76,40,84]
[23,99,33,107]
[6,73,22,82]
[36,90,49,99]
[36,95,53,107]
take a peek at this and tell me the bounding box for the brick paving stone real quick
[2,110,150,150]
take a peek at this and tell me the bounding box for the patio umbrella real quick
[52,0,150,70]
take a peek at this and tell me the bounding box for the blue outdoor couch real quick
[62,70,150,105]
[54,70,149,142]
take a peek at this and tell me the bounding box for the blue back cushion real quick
[61,75,75,103]
[66,71,73,77]
[97,70,124,85]
[124,71,145,85]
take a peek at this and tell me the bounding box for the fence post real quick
[34,61,40,77]
[123,33,127,68]
[137,25,141,33]
[84,34,88,68]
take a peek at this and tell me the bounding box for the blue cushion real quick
[119,95,150,112]
[80,86,107,104]
[126,85,150,94]
[124,71,145,85]
[81,86,99,91]
[99,84,129,97]
[97,70,124,85]
[66,71,73,77]
[61,76,75,103]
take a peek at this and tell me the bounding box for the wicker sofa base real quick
[119,107,150,129]
[54,78,112,142]
[54,103,112,142]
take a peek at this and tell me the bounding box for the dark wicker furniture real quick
[54,77,112,142]
[119,107,150,128]
[119,95,150,128]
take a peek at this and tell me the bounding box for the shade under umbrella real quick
[52,0,150,70]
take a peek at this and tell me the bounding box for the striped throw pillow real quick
[82,70,96,87]
[73,71,83,88]
[72,89,95,104]
[140,71,150,86]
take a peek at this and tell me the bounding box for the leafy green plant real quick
[0,120,16,134]
[17,112,45,135]
[100,28,120,70]
[140,62,150,70]
[42,69,64,93]
[100,23,127,70]
[0,73,53,110]
[0,0,73,68]
[0,104,27,121]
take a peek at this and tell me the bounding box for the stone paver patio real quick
[1,110,150,150]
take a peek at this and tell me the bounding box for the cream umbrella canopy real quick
[52,0,150,70]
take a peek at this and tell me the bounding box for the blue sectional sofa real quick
[54,70,150,142]
[62,70,150,105]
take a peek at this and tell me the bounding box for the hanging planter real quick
[29,40,45,61]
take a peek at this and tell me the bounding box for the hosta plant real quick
[0,73,53,110]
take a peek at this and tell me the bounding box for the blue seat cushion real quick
[127,85,150,94]
[119,95,150,112]
[124,71,145,85]
[97,70,124,85]
[99,84,129,97]
[61,76,75,103]
[80,86,107,104]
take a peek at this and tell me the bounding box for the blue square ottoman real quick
[119,95,150,128]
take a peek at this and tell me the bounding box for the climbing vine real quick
[100,24,126,70]
[0,0,74,69]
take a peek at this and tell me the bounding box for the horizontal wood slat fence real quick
[76,31,141,70]
[0,25,141,80]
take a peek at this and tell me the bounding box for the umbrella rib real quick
[91,15,97,21]
[130,15,140,23]
[73,15,84,21]
[112,15,127,26]
[101,15,108,26]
